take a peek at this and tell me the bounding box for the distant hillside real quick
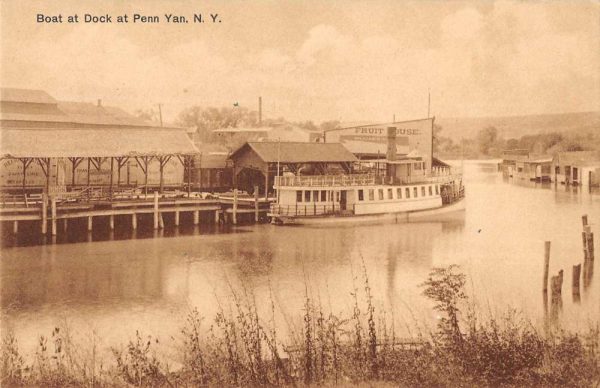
[436,111,600,140]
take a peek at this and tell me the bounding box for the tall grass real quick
[2,265,599,387]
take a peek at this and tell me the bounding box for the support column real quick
[214,210,220,224]
[87,216,93,232]
[254,185,259,222]
[193,210,199,225]
[174,210,180,226]
[51,197,57,236]
[264,168,269,200]
[109,214,115,230]
[13,221,18,234]
[153,191,159,229]
[131,213,137,230]
[158,213,164,229]
[41,193,47,235]
[232,189,238,225]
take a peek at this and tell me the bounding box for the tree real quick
[176,106,259,145]
[476,126,500,156]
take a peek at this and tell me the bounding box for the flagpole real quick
[277,138,281,202]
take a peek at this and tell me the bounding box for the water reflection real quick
[1,165,598,356]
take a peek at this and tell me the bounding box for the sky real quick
[1,0,599,123]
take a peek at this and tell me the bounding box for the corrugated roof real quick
[0,128,198,158]
[1,88,57,104]
[231,142,357,163]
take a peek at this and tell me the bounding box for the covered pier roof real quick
[0,128,199,158]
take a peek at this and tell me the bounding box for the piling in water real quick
[543,241,551,293]
[572,264,581,303]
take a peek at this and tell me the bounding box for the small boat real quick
[268,164,465,226]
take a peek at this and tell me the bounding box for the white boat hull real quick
[269,197,465,226]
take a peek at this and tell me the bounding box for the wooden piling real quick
[41,193,47,234]
[232,189,238,225]
[572,264,581,296]
[109,214,115,230]
[131,213,137,230]
[153,191,159,229]
[194,210,199,225]
[174,210,180,226]
[51,197,57,236]
[543,241,551,293]
[254,186,259,222]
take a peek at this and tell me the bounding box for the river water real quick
[1,164,598,360]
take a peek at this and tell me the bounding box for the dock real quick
[1,188,273,239]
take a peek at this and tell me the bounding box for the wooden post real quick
[158,213,164,229]
[572,264,581,298]
[109,157,114,199]
[153,191,159,229]
[174,210,180,226]
[87,216,93,232]
[13,221,18,234]
[194,210,199,225]
[62,218,67,233]
[131,213,137,230]
[264,168,269,200]
[109,214,115,230]
[233,189,238,225]
[87,158,91,187]
[543,241,551,293]
[51,197,57,236]
[254,185,259,222]
[214,210,220,224]
[41,193,47,234]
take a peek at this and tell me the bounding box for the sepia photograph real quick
[0,0,599,386]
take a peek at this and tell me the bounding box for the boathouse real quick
[552,151,600,187]
[501,149,530,177]
[229,141,357,197]
[513,156,552,181]
[0,88,199,194]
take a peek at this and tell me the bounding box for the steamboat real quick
[268,126,464,225]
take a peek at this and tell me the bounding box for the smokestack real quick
[97,99,102,107]
[258,96,262,125]
[386,127,397,161]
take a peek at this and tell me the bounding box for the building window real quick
[397,188,402,199]
[369,189,374,201]
[321,190,327,201]
[313,190,319,202]
[421,186,426,197]
[305,190,311,202]
[335,191,340,202]
[405,188,410,198]
[378,189,384,200]
[297,191,303,202]
[414,187,418,197]
[435,185,439,195]
[428,186,433,196]
[358,189,364,201]
[414,162,422,170]
[387,188,393,199]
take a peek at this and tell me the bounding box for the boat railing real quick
[269,203,345,217]
[275,172,462,187]
[275,174,381,187]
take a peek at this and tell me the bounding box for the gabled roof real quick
[230,141,357,163]
[1,88,57,104]
[0,128,198,158]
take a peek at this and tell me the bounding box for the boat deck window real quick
[313,190,319,202]
[297,191,303,202]
[414,187,418,198]
[429,186,433,196]
[387,188,393,199]
[405,188,410,198]
[358,189,364,201]
[378,189,384,200]
[435,185,439,195]
[305,190,311,202]
[421,186,426,197]
[397,188,402,199]
[369,189,374,201]
[321,190,327,202]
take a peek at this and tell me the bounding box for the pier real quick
[0,188,273,239]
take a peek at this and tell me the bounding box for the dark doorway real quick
[340,191,347,211]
